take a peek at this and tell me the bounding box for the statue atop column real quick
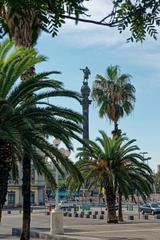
[80,66,92,142]
[80,66,91,84]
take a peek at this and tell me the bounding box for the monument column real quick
[80,66,92,141]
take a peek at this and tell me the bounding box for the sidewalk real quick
[1,210,160,239]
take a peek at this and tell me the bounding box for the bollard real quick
[100,214,104,219]
[143,214,149,220]
[80,213,84,218]
[155,214,160,219]
[74,213,79,217]
[48,205,52,212]
[68,212,72,217]
[7,210,11,214]
[50,210,64,235]
[128,215,134,220]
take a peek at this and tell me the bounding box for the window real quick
[8,191,15,206]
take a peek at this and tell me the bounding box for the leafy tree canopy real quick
[0,0,88,39]
[114,0,160,42]
[0,0,160,42]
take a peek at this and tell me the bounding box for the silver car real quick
[140,203,160,215]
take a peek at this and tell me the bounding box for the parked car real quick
[139,203,160,215]
[58,200,77,209]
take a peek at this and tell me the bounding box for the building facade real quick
[6,163,45,207]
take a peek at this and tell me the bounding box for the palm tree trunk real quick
[5,7,37,82]
[0,140,12,222]
[112,123,122,222]
[20,154,31,240]
[4,8,38,239]
[112,122,121,137]
[118,190,123,222]
[0,165,10,222]
[13,24,35,240]
[105,186,118,223]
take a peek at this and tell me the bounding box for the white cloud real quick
[61,0,113,32]
[56,0,125,47]
[59,27,125,48]
[85,0,113,19]
[56,0,160,50]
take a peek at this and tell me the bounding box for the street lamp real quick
[53,139,71,209]
[51,138,70,236]
[144,157,151,165]
[140,152,151,165]
[140,152,148,158]
[53,138,61,209]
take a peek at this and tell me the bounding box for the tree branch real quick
[62,14,118,27]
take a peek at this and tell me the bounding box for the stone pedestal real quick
[50,210,64,235]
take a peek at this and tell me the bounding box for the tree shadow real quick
[0,234,12,239]
[108,238,145,240]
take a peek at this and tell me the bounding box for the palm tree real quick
[0,39,83,239]
[92,65,136,221]
[92,65,136,136]
[0,1,87,46]
[76,131,153,223]
[0,3,87,238]
[0,4,87,237]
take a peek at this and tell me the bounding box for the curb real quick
[12,228,101,240]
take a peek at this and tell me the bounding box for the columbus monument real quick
[80,66,92,141]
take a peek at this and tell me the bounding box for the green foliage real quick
[0,0,89,39]
[114,0,160,42]
[59,179,68,191]
[1,1,160,42]
[92,65,135,128]
[0,39,83,186]
[75,131,153,199]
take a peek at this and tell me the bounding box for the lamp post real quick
[140,152,151,165]
[53,139,71,209]
[51,139,70,235]
[140,152,148,159]
[144,157,151,166]
[53,138,61,209]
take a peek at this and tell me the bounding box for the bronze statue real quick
[80,66,91,83]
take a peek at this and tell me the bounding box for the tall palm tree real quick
[0,1,89,80]
[0,39,83,239]
[92,65,136,221]
[0,3,87,239]
[76,131,153,223]
[92,65,136,136]
[0,1,88,46]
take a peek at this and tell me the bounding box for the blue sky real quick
[36,0,160,172]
